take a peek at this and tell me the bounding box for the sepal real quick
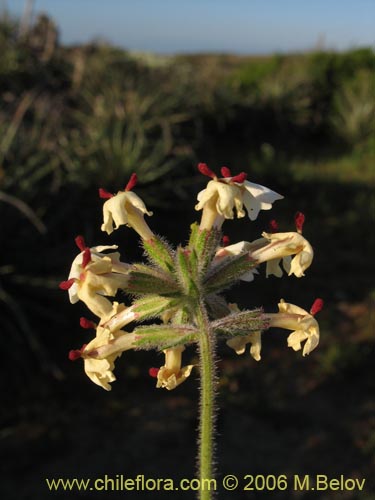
[175,246,200,297]
[204,253,257,293]
[143,236,175,274]
[127,263,179,295]
[211,308,267,337]
[133,324,198,350]
[188,223,221,274]
[132,295,182,321]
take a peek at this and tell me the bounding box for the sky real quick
[4,0,375,54]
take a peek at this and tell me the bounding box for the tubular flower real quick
[226,331,262,361]
[155,346,194,390]
[195,163,283,230]
[249,231,314,278]
[100,174,154,239]
[70,327,137,391]
[100,304,139,333]
[266,299,322,356]
[60,237,131,318]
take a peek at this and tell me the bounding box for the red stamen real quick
[125,173,138,191]
[59,278,76,290]
[221,166,232,178]
[75,235,86,251]
[149,367,159,378]
[80,317,96,329]
[222,235,230,246]
[197,163,216,179]
[269,219,279,233]
[68,344,87,361]
[310,298,324,316]
[99,188,114,199]
[295,212,305,233]
[81,248,91,268]
[231,172,247,183]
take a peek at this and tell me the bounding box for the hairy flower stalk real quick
[60,167,323,500]
[196,302,217,497]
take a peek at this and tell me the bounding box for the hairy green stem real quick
[196,301,217,500]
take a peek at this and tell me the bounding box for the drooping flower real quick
[152,346,194,390]
[249,231,313,278]
[100,173,154,240]
[266,299,323,356]
[195,164,283,230]
[60,236,130,318]
[69,325,137,391]
[251,212,313,278]
[227,331,262,361]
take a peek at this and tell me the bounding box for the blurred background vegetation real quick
[0,11,374,500]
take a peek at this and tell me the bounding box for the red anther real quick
[99,188,114,199]
[68,349,82,361]
[221,166,232,178]
[80,317,96,329]
[81,248,91,268]
[69,343,88,361]
[222,235,231,246]
[231,172,247,183]
[148,367,159,378]
[59,278,76,290]
[310,298,324,316]
[269,219,279,233]
[75,235,86,251]
[125,173,138,191]
[295,212,305,233]
[197,163,216,179]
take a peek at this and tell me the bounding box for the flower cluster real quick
[60,165,323,390]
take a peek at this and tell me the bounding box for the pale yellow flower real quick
[156,346,194,390]
[195,164,283,230]
[250,231,314,278]
[61,237,130,318]
[227,331,262,361]
[74,327,137,391]
[267,299,321,356]
[69,302,138,390]
[195,179,245,228]
[67,237,129,304]
[100,176,153,239]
